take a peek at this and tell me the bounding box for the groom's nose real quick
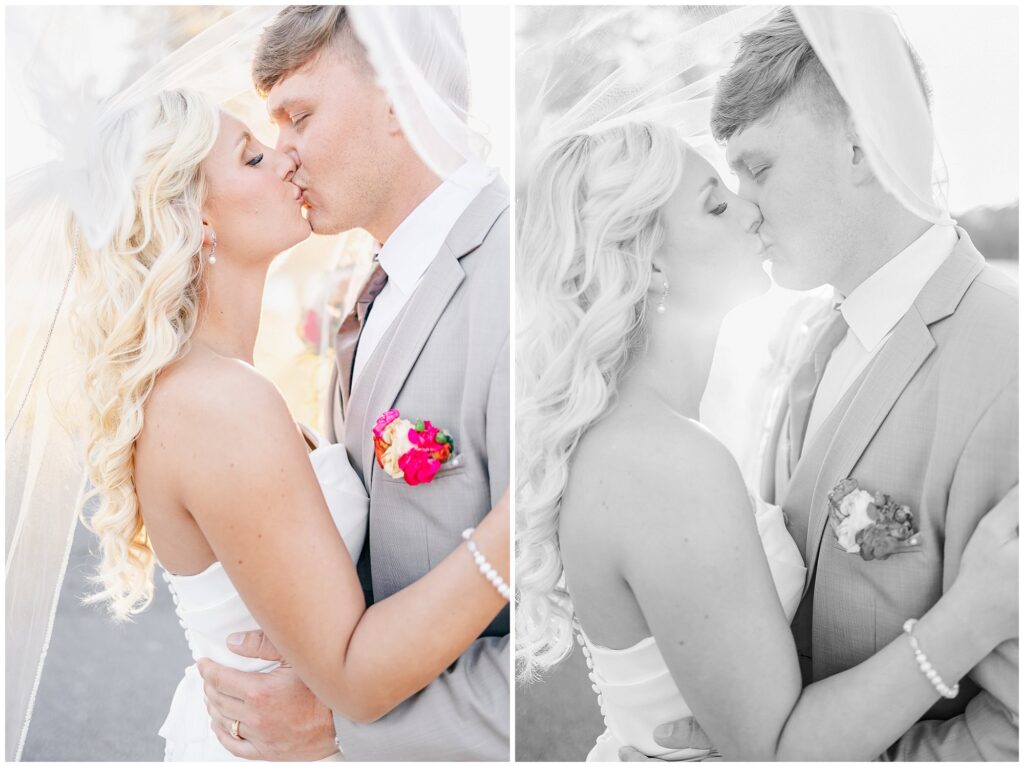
[275,136,302,170]
[735,196,763,234]
[270,148,298,180]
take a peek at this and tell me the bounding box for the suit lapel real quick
[800,230,985,584]
[800,313,934,586]
[355,248,466,487]
[347,177,510,490]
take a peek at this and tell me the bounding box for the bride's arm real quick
[177,369,508,723]
[615,426,1012,761]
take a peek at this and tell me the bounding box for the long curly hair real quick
[70,89,220,620]
[515,122,687,681]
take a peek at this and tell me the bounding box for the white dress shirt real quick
[803,224,959,444]
[351,160,489,385]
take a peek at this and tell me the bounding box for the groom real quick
[624,7,1017,761]
[196,7,509,761]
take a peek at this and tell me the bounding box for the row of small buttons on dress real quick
[161,571,196,655]
[573,617,607,725]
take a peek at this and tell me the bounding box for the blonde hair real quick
[71,89,219,620]
[515,123,686,681]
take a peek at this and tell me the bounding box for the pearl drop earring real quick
[207,232,217,265]
[656,269,669,315]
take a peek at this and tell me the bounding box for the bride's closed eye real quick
[246,152,264,167]
[710,202,728,216]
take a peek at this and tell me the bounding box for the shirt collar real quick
[838,224,958,353]
[376,160,488,296]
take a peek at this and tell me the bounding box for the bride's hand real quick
[950,485,1018,648]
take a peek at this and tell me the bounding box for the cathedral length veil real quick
[5,6,494,759]
[516,5,953,657]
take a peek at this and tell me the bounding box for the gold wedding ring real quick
[231,719,243,740]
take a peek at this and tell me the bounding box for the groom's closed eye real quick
[749,165,770,183]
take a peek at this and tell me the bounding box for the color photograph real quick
[7,5,511,761]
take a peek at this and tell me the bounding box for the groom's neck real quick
[365,158,443,244]
[833,203,932,297]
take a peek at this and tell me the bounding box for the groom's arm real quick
[333,634,510,760]
[879,380,1018,761]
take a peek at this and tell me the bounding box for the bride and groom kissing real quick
[516,7,1017,761]
[63,6,509,762]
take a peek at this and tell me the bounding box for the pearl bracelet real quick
[903,618,960,699]
[462,527,511,601]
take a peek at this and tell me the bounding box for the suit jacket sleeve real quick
[486,334,511,506]
[332,628,510,761]
[878,378,1018,761]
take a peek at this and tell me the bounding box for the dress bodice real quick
[578,495,806,761]
[158,425,368,760]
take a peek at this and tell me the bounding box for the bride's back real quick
[559,400,730,650]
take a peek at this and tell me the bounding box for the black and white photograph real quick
[7,4,511,761]
[515,5,1018,761]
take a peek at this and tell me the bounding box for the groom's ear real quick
[845,117,875,186]
[385,102,404,137]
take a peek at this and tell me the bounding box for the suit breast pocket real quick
[375,453,467,485]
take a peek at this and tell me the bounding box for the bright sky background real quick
[897,5,1018,211]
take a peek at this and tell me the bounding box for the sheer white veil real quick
[518,5,950,221]
[791,5,952,224]
[349,5,496,189]
[5,5,490,758]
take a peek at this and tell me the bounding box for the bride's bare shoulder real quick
[568,407,748,533]
[144,349,293,444]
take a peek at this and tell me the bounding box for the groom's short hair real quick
[252,6,471,116]
[252,6,371,97]
[711,6,932,142]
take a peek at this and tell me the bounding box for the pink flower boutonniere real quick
[827,479,922,561]
[372,409,456,486]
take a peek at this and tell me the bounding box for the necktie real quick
[787,307,849,472]
[334,260,389,402]
[334,261,387,607]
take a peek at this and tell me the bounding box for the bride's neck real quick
[618,306,725,421]
[192,256,270,365]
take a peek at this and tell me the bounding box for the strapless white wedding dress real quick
[157,426,368,761]
[579,496,806,761]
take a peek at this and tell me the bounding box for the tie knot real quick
[354,266,388,326]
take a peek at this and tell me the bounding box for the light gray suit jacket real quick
[324,177,510,760]
[762,230,1018,760]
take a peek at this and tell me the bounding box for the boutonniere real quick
[372,409,456,486]
[827,479,921,561]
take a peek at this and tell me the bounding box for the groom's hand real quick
[196,630,338,761]
[618,717,718,762]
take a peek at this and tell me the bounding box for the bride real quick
[514,121,1017,760]
[58,88,509,761]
